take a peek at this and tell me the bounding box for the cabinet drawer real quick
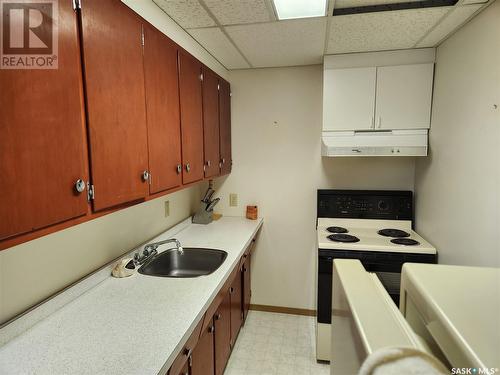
[169,318,203,375]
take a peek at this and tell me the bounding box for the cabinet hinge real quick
[72,0,81,11]
[87,182,95,202]
[200,73,204,81]
[217,84,220,91]
[141,26,145,47]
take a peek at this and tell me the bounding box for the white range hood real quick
[321,129,428,157]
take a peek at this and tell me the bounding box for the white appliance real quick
[400,263,500,371]
[332,260,500,374]
[321,129,428,157]
[316,190,437,362]
[331,259,427,374]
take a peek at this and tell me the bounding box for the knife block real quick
[192,207,213,224]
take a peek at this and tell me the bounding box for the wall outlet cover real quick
[164,200,170,217]
[229,193,238,207]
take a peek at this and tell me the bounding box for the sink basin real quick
[138,248,227,278]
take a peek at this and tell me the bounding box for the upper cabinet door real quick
[323,67,377,131]
[0,1,88,240]
[219,79,232,175]
[80,0,149,211]
[178,51,204,184]
[375,64,434,130]
[202,67,220,179]
[143,25,182,194]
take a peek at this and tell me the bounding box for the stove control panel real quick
[317,190,413,220]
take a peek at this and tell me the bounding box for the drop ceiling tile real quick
[204,0,273,25]
[188,27,250,69]
[416,4,483,47]
[327,7,451,54]
[154,0,216,28]
[335,0,422,8]
[226,18,327,68]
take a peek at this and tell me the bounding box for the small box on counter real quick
[246,205,258,220]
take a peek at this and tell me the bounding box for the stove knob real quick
[378,200,388,210]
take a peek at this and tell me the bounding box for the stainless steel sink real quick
[138,248,227,278]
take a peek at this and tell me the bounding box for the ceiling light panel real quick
[188,27,250,69]
[273,0,327,20]
[416,4,483,47]
[154,0,216,28]
[226,18,326,67]
[327,7,450,54]
[204,0,273,25]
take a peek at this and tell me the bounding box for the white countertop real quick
[0,216,263,375]
[401,263,500,369]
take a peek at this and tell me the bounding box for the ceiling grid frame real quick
[152,0,494,70]
[197,0,254,68]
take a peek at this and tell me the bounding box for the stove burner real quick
[326,226,348,234]
[391,238,420,246]
[378,228,410,238]
[328,234,360,243]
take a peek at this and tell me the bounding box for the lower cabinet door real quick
[229,271,243,347]
[214,292,231,375]
[170,359,189,375]
[191,322,215,375]
[243,255,251,321]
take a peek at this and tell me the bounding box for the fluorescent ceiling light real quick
[273,0,327,20]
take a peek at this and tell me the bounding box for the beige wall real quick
[414,1,500,267]
[211,65,416,310]
[0,1,226,325]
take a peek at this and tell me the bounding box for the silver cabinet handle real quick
[176,164,182,174]
[185,163,191,172]
[75,179,86,193]
[142,170,150,182]
[221,158,225,164]
[208,325,215,334]
[206,160,211,167]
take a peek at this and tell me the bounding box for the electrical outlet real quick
[164,200,170,217]
[229,193,238,207]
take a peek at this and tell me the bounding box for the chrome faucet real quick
[133,238,184,266]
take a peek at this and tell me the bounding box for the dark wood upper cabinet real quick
[218,79,232,175]
[143,24,182,194]
[80,0,149,211]
[214,292,232,375]
[202,67,220,178]
[0,1,89,240]
[178,50,204,185]
[191,322,215,375]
